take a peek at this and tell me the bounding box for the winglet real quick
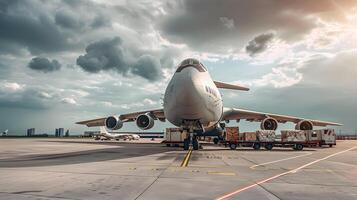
[214,81,250,91]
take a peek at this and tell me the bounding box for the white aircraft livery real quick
[98,127,140,141]
[77,58,342,150]
[2,129,8,136]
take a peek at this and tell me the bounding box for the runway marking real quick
[207,172,236,176]
[180,148,193,167]
[250,152,313,169]
[215,145,357,200]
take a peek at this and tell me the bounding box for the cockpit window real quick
[176,58,207,72]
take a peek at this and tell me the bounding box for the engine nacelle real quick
[136,113,154,130]
[260,117,278,130]
[105,116,123,130]
[295,120,313,130]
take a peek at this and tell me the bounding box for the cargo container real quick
[225,127,239,142]
[221,127,335,151]
[244,132,257,141]
[257,130,275,142]
[281,130,307,142]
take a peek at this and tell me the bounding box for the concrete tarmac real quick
[0,138,356,200]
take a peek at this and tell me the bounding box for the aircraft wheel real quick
[294,144,304,151]
[213,138,219,144]
[193,138,199,150]
[265,143,273,150]
[229,143,237,150]
[183,139,189,150]
[253,143,261,150]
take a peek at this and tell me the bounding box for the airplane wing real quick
[214,81,250,91]
[222,107,342,127]
[76,108,165,127]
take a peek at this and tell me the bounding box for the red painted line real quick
[215,146,357,200]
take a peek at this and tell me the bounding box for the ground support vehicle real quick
[221,127,335,151]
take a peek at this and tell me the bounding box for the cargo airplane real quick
[77,58,342,150]
[2,129,8,136]
[96,127,140,141]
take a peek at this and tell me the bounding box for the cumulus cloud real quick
[219,17,235,29]
[245,32,275,56]
[0,1,71,54]
[241,66,303,88]
[61,98,77,105]
[0,84,55,109]
[76,37,127,73]
[0,80,83,109]
[0,0,112,55]
[131,55,162,81]
[0,81,25,92]
[76,37,163,81]
[159,0,356,53]
[55,10,84,29]
[28,57,61,73]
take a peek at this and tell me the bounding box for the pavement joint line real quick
[134,149,179,200]
[0,191,76,200]
[207,171,236,176]
[256,182,282,200]
[215,145,357,200]
[180,148,193,167]
[250,152,313,169]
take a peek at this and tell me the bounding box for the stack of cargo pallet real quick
[244,132,257,141]
[225,127,239,142]
[281,130,307,142]
[256,130,275,142]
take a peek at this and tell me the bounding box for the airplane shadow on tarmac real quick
[199,148,316,152]
[0,140,178,168]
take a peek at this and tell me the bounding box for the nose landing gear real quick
[183,130,200,150]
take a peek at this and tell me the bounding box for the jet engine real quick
[260,117,278,130]
[136,113,155,130]
[105,116,123,130]
[295,120,313,130]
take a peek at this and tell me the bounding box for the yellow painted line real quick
[207,172,236,176]
[180,148,193,167]
[250,152,312,169]
[215,145,357,200]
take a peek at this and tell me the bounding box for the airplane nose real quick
[175,68,202,106]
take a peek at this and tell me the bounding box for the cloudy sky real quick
[1,0,357,135]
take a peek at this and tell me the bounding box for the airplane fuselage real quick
[163,61,223,130]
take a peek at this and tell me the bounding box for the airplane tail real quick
[100,127,113,138]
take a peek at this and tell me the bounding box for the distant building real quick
[55,128,64,137]
[27,128,35,136]
[65,129,70,137]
